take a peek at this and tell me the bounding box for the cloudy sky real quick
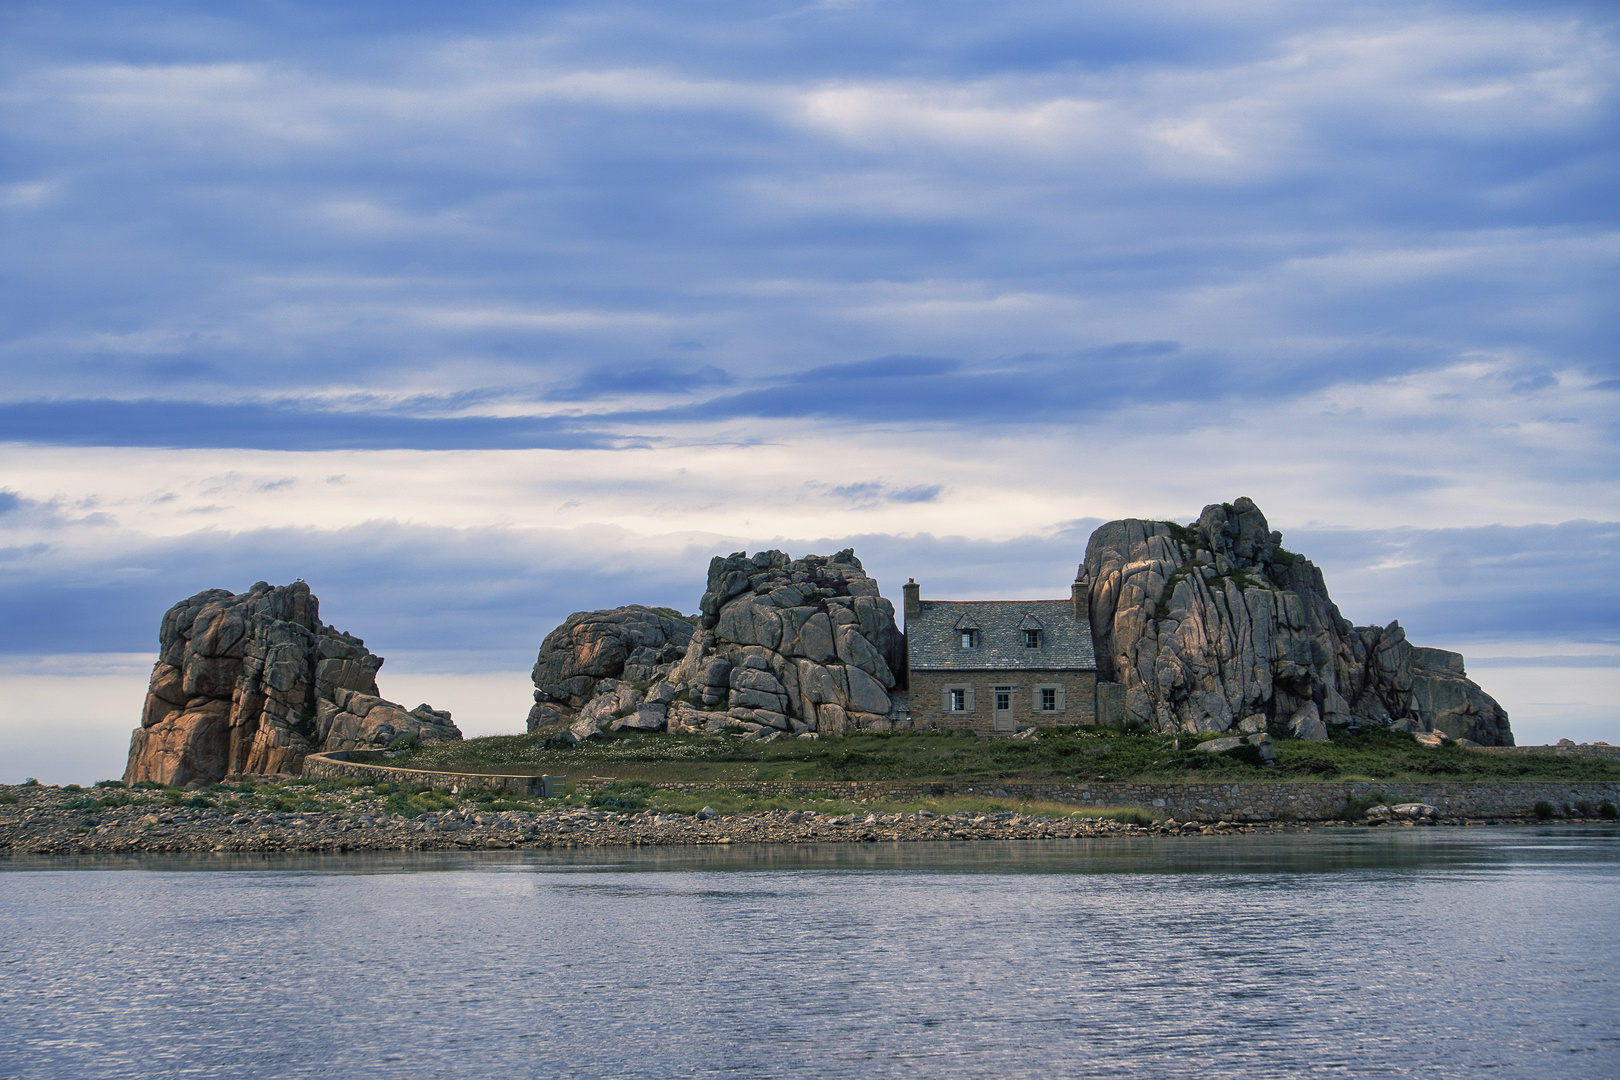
[3,0,1616,781]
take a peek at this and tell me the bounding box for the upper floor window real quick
[1023,629,1041,648]
[959,629,979,648]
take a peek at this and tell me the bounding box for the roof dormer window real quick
[953,614,980,649]
[1017,612,1043,649]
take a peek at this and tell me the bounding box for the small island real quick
[5,497,1617,857]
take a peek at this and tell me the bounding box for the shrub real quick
[63,783,83,792]
[1282,755,1341,778]
[65,795,99,810]
[1102,808,1155,827]
[1574,800,1594,818]
[22,778,40,786]
[0,791,17,805]
[589,779,653,811]
[383,788,455,818]
[1600,801,1618,820]
[1533,800,1555,820]
[389,732,420,752]
[1343,793,1391,821]
[95,780,127,789]
[132,780,167,791]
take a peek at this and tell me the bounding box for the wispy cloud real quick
[1,1,1616,759]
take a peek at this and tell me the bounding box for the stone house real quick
[902,576,1099,732]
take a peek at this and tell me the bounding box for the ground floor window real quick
[945,686,973,713]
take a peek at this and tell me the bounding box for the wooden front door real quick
[993,686,1015,731]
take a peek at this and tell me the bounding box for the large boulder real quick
[1085,498,1512,745]
[526,605,697,728]
[125,581,460,786]
[526,548,906,736]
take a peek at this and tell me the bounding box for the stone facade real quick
[902,580,1100,732]
[908,669,1098,731]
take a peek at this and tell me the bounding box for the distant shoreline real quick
[5,776,1617,857]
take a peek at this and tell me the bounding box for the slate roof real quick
[907,599,1097,672]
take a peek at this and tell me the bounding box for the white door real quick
[993,686,1015,731]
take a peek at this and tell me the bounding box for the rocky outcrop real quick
[125,581,460,786]
[526,549,906,742]
[526,605,697,732]
[1085,498,1513,745]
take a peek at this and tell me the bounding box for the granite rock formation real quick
[125,581,461,786]
[526,605,697,732]
[526,549,907,742]
[1084,498,1513,745]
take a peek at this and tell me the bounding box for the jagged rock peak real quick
[526,549,907,743]
[1085,498,1512,745]
[125,581,460,786]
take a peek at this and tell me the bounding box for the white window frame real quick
[1034,684,1066,714]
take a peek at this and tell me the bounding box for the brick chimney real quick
[903,578,921,622]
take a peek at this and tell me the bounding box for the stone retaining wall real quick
[303,751,558,797]
[302,752,1620,821]
[1475,745,1620,761]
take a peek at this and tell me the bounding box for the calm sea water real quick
[2,830,1616,1079]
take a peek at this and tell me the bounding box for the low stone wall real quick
[302,752,1620,822]
[1475,744,1620,761]
[303,751,560,797]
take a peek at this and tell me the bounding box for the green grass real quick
[374,723,1620,785]
[632,786,1156,822]
[383,788,457,818]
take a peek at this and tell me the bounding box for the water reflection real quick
[5,826,1617,878]
[0,829,1615,1080]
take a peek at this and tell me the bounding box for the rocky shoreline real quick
[2,783,1595,857]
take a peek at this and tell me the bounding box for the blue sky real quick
[2,0,1617,779]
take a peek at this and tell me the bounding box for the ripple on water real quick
[1,829,1617,1079]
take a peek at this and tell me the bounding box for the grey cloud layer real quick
[2,510,1612,660]
[1,0,1614,418]
[1,0,1614,703]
